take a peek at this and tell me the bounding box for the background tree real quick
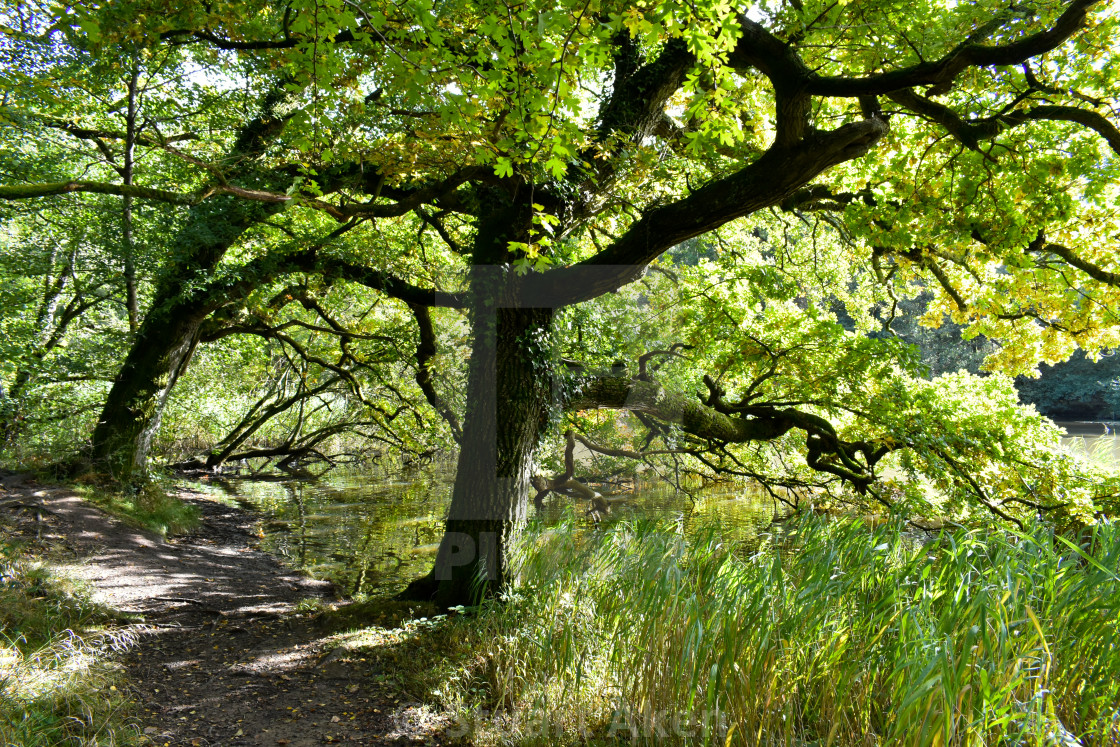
[1,0,1119,605]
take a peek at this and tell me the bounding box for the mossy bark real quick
[85,86,302,480]
[89,196,282,479]
[428,268,555,607]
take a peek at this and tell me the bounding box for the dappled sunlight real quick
[0,528,139,747]
[233,647,318,674]
[31,488,330,627]
[0,481,420,744]
[2,0,1120,742]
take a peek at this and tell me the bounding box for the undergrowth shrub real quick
[0,538,139,746]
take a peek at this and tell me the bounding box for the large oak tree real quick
[2,0,1119,604]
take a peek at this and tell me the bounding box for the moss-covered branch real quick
[566,375,900,493]
[0,180,197,204]
[567,376,796,443]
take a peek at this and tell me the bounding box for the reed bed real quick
[430,518,1120,746]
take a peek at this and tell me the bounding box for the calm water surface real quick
[191,421,1120,596]
[192,467,777,596]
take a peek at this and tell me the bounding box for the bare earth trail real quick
[0,474,442,747]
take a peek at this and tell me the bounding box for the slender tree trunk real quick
[0,248,75,441]
[424,263,555,608]
[8,248,70,404]
[122,60,141,333]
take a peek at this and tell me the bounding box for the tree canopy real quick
[2,0,1119,603]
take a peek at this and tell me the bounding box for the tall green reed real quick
[437,517,1120,746]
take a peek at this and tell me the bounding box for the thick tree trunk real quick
[422,264,555,608]
[88,196,281,479]
[88,296,207,478]
[84,85,301,480]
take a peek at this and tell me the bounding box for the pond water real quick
[191,467,778,597]
[189,421,1120,597]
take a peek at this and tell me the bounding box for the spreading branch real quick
[798,0,1100,97]
[409,304,463,442]
[889,89,1120,154]
[1026,235,1120,287]
[525,117,889,307]
[636,343,693,381]
[566,373,897,493]
[0,180,197,204]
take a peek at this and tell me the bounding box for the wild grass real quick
[0,538,139,746]
[70,476,200,537]
[406,517,1120,746]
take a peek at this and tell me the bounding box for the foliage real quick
[867,294,1120,421]
[0,201,133,465]
[546,242,1118,526]
[869,292,1000,378]
[0,0,1119,599]
[405,518,1120,746]
[2,0,1119,730]
[0,537,139,747]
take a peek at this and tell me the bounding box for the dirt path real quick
[0,474,444,746]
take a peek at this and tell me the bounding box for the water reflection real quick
[192,469,778,596]
[187,421,1120,596]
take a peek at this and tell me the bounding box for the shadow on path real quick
[1,474,446,746]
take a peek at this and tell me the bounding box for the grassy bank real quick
[70,476,200,538]
[0,536,138,746]
[351,517,1119,746]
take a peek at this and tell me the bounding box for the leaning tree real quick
[2,0,1119,604]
